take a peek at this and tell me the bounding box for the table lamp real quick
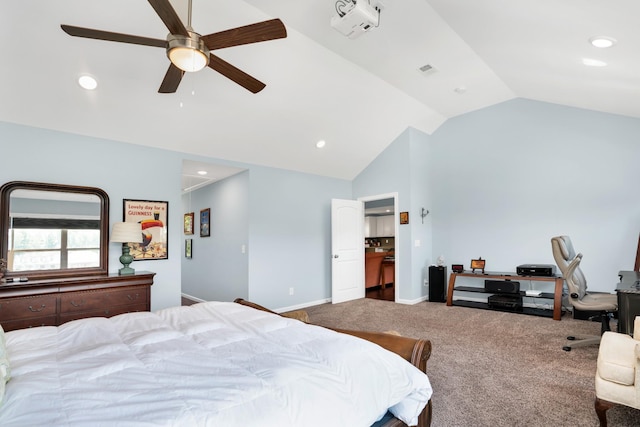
[111,222,143,275]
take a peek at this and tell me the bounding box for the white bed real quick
[0,301,432,426]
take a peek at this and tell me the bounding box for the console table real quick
[446,271,564,320]
[0,271,155,331]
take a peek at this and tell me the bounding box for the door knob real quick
[333,254,339,258]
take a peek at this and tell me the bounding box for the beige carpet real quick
[303,298,640,427]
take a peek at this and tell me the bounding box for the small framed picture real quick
[200,208,210,237]
[184,212,194,235]
[400,212,409,224]
[185,239,192,259]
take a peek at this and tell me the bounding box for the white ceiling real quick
[2,0,638,183]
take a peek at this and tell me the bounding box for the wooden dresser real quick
[0,271,155,331]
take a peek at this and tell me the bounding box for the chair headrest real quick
[551,235,576,262]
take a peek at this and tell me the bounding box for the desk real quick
[616,270,640,335]
[446,271,564,320]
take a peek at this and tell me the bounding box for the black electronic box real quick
[485,280,520,294]
[488,294,523,310]
[516,264,556,277]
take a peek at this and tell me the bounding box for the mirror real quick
[0,181,109,280]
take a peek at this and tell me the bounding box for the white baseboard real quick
[396,295,429,305]
[181,293,206,303]
[274,298,331,313]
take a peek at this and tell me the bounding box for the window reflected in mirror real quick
[0,182,109,280]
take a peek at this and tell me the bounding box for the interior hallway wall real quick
[181,171,249,302]
[353,128,434,303]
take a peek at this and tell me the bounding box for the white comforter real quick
[0,301,432,427]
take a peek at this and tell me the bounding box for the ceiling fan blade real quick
[208,54,266,94]
[147,0,189,37]
[201,19,287,51]
[61,25,167,48]
[158,63,185,93]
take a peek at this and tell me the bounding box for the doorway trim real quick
[358,192,399,302]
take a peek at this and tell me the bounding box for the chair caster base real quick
[567,336,576,340]
[563,346,572,351]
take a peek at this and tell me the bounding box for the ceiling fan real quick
[61,0,287,94]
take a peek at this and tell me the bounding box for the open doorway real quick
[181,160,247,304]
[359,193,398,302]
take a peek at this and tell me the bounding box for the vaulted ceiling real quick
[2,1,637,181]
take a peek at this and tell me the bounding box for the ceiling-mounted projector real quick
[331,0,380,39]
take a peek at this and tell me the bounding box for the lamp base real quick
[119,244,135,276]
[118,266,135,276]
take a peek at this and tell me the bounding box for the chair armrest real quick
[597,331,638,386]
[633,316,640,341]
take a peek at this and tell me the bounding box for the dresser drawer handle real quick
[70,300,85,307]
[127,294,140,301]
[28,304,46,313]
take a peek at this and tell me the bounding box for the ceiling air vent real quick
[419,64,437,75]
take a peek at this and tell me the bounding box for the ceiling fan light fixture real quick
[167,32,210,72]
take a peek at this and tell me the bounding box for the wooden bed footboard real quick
[233,299,433,427]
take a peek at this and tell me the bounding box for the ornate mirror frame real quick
[0,181,109,280]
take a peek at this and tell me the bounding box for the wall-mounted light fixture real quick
[421,208,430,224]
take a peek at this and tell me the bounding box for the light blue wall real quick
[4,96,638,310]
[0,121,182,310]
[429,98,640,292]
[1,120,352,312]
[408,128,434,297]
[180,163,352,310]
[247,166,351,309]
[353,129,413,301]
[353,128,435,303]
[181,171,250,302]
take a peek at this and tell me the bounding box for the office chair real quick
[551,236,618,351]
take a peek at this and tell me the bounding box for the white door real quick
[331,199,364,304]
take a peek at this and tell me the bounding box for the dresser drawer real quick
[58,302,149,324]
[0,294,58,321]
[1,315,58,332]
[60,286,149,314]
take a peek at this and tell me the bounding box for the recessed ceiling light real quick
[589,36,617,48]
[197,170,207,175]
[582,58,607,67]
[78,75,97,90]
[454,86,467,94]
[316,140,326,149]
